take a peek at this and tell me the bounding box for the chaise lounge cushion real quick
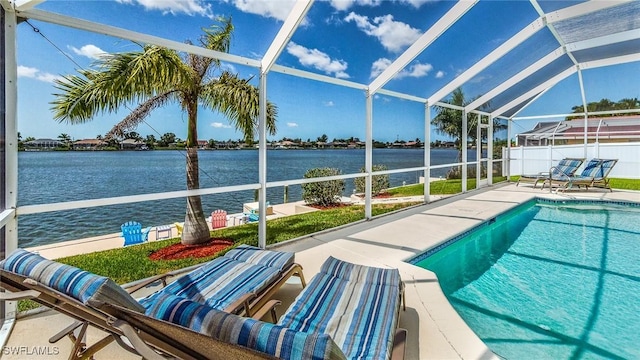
[278,257,402,360]
[139,255,283,311]
[145,293,346,360]
[224,244,294,271]
[140,245,296,311]
[0,249,145,313]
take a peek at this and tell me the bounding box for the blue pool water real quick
[412,199,640,360]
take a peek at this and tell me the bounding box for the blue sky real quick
[15,0,640,143]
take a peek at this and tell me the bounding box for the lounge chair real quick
[516,157,584,188]
[543,158,618,192]
[94,256,407,360]
[0,245,305,359]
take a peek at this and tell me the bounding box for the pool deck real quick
[4,183,640,359]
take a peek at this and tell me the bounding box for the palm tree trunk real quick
[181,101,211,245]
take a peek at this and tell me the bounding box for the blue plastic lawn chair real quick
[121,221,150,246]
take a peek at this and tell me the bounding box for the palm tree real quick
[433,88,504,178]
[51,18,277,245]
[432,88,480,157]
[57,133,72,149]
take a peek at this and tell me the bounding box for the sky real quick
[14,0,640,143]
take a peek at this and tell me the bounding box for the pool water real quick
[413,200,640,360]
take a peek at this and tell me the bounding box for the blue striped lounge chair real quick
[516,157,584,188]
[93,257,407,360]
[0,245,305,359]
[547,158,618,192]
[138,244,306,317]
[277,256,407,360]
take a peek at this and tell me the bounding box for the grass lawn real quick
[387,177,640,197]
[387,176,512,196]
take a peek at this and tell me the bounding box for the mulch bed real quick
[309,203,352,210]
[149,238,235,261]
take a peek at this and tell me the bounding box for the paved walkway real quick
[6,184,640,359]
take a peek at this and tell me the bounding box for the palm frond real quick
[51,46,192,123]
[106,91,178,139]
[201,72,277,140]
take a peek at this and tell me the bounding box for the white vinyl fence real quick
[504,142,640,179]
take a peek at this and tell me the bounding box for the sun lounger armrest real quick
[124,274,171,294]
[250,299,281,323]
[223,292,257,316]
[549,166,570,179]
[109,318,165,360]
[0,289,41,301]
[392,328,407,360]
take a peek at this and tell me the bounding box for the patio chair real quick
[173,222,184,236]
[93,257,407,359]
[516,157,584,188]
[121,221,150,246]
[211,209,228,229]
[545,158,618,192]
[0,245,306,359]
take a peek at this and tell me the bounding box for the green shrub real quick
[354,164,390,195]
[301,167,345,206]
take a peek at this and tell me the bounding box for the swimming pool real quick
[411,199,640,360]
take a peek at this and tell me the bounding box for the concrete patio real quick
[4,183,639,359]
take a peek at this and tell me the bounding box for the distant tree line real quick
[17,131,432,151]
[566,97,640,120]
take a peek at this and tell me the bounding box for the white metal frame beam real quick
[368,0,477,95]
[465,46,565,112]
[507,53,640,119]
[18,8,261,68]
[270,64,366,90]
[14,0,43,11]
[580,52,640,69]
[260,0,312,74]
[492,66,576,117]
[463,0,636,116]
[544,0,635,24]
[566,28,640,53]
[3,1,18,256]
[0,0,12,11]
[428,16,546,105]
[2,2,19,348]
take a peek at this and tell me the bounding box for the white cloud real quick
[231,0,295,21]
[435,70,445,79]
[370,58,392,78]
[17,65,61,83]
[370,58,432,79]
[221,63,238,74]
[329,0,383,11]
[287,122,299,127]
[119,0,214,18]
[330,0,430,11]
[344,12,422,53]
[323,101,335,107]
[286,42,350,79]
[211,122,232,129]
[401,63,433,78]
[399,0,434,8]
[69,44,107,60]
